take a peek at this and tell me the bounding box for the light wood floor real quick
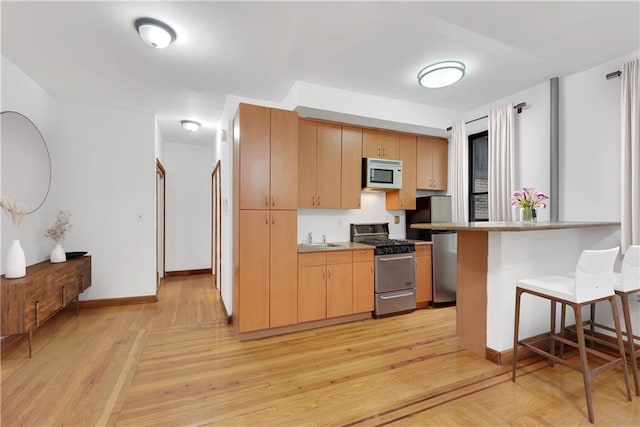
[2,275,638,426]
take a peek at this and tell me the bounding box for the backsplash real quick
[297,192,406,244]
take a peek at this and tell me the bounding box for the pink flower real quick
[511,187,549,209]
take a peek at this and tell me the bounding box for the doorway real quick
[156,159,166,293]
[211,161,221,289]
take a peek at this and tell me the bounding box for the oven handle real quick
[380,292,414,300]
[378,255,414,261]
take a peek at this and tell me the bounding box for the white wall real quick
[57,103,156,300]
[1,55,59,270]
[560,51,640,221]
[164,141,213,272]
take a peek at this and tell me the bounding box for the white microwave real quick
[362,158,403,190]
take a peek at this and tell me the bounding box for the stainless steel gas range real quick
[350,223,416,317]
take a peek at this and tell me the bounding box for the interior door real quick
[156,159,166,292]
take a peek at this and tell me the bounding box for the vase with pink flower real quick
[511,187,549,223]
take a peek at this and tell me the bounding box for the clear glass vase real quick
[522,206,534,223]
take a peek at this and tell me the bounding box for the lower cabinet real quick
[298,249,374,323]
[415,244,433,308]
[352,249,374,313]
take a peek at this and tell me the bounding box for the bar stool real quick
[512,247,632,424]
[562,245,640,396]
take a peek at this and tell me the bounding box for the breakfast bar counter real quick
[410,221,620,364]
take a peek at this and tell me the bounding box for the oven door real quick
[374,253,415,293]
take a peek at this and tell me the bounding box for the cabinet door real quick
[298,266,326,322]
[316,122,342,208]
[431,138,448,190]
[269,210,298,328]
[298,119,318,208]
[352,261,374,313]
[341,126,362,209]
[270,108,298,210]
[379,130,399,159]
[362,129,381,158]
[326,263,353,318]
[238,210,270,332]
[239,104,271,209]
[415,246,433,307]
[416,136,434,190]
[386,134,416,210]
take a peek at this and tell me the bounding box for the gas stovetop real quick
[350,223,415,255]
[359,239,415,255]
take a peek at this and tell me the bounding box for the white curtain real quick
[450,120,468,222]
[621,58,640,252]
[488,103,515,221]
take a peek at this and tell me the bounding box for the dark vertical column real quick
[550,77,559,221]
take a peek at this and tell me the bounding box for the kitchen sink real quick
[298,242,349,250]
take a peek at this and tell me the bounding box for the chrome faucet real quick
[307,232,313,244]
[322,234,326,244]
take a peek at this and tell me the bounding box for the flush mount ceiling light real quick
[417,61,466,88]
[134,17,176,49]
[181,120,201,132]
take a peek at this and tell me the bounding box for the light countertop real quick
[410,221,620,232]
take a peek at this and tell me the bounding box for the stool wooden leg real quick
[619,292,640,396]
[609,296,632,401]
[549,300,556,366]
[512,287,523,382]
[574,304,595,423]
[589,303,596,348]
[560,303,567,359]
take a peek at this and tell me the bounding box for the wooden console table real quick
[1,256,91,356]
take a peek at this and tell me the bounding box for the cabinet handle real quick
[265,196,269,207]
[272,214,275,224]
[35,301,40,326]
[271,197,275,207]
[322,269,325,279]
[370,265,374,274]
[378,147,381,157]
[265,214,268,224]
[317,196,320,206]
[327,268,331,279]
[400,199,403,207]
[312,196,316,207]
[383,147,386,157]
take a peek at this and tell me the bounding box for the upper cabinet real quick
[238,104,298,209]
[341,126,363,209]
[298,119,341,209]
[386,133,416,210]
[417,136,448,191]
[362,129,399,159]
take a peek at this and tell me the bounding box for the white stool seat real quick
[517,275,579,302]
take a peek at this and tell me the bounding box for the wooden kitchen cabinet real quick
[341,126,363,209]
[298,252,327,323]
[386,133,417,210]
[238,209,298,332]
[352,249,374,313]
[234,103,298,334]
[238,103,298,210]
[415,244,433,308]
[297,119,341,209]
[417,136,448,190]
[362,129,399,159]
[1,256,92,357]
[326,251,353,318]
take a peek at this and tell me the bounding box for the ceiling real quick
[2,1,639,146]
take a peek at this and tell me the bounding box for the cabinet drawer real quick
[326,250,352,265]
[298,252,326,267]
[415,245,432,257]
[352,249,373,263]
[25,276,62,328]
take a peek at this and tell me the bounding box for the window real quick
[468,130,488,221]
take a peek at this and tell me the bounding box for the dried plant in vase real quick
[0,197,27,278]
[45,210,72,263]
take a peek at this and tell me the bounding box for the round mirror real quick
[1,111,52,214]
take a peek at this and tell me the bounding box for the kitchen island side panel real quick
[456,230,488,357]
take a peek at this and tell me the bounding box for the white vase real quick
[50,243,66,263]
[6,240,26,278]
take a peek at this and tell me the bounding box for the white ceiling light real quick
[181,120,201,132]
[418,61,466,88]
[134,18,176,49]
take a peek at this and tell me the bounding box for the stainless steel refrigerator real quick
[406,195,457,304]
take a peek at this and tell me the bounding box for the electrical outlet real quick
[393,215,400,224]
[136,213,143,222]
